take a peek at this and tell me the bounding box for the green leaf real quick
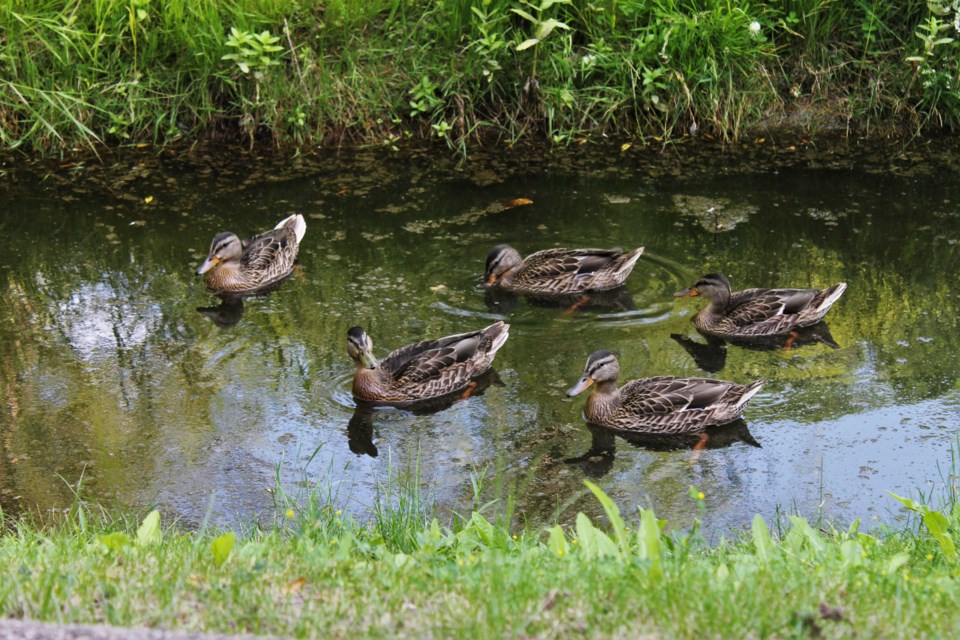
[547,525,569,558]
[639,508,663,578]
[789,516,825,555]
[752,515,773,562]
[923,510,956,559]
[575,512,617,559]
[136,510,162,547]
[889,491,924,513]
[96,532,131,551]
[210,532,236,566]
[535,18,569,40]
[885,552,910,574]
[515,38,540,51]
[840,540,864,568]
[583,480,629,558]
[510,8,538,24]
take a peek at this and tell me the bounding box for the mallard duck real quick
[484,245,644,295]
[674,273,846,340]
[347,321,510,406]
[566,350,763,434]
[196,214,306,296]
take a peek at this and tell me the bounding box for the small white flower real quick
[749,21,761,37]
[582,54,596,65]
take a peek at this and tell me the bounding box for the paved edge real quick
[0,618,282,640]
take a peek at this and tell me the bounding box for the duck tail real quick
[485,321,511,355]
[276,214,308,243]
[815,282,847,314]
[735,380,764,409]
[614,246,645,279]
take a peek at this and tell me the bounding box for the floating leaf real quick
[210,532,236,566]
[620,143,632,152]
[136,510,162,547]
[502,198,533,209]
[144,195,154,204]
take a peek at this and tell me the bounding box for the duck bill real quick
[566,376,594,397]
[484,273,497,286]
[196,255,220,276]
[359,351,378,370]
[673,287,699,298]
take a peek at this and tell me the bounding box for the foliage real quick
[2,480,960,637]
[0,0,955,155]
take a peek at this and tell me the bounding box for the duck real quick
[484,245,644,296]
[347,321,510,406]
[196,214,307,296]
[566,350,763,434]
[673,273,846,341]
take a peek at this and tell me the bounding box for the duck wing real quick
[522,248,624,279]
[620,376,735,414]
[240,227,296,273]
[381,329,487,384]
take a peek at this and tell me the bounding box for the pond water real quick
[2,139,959,536]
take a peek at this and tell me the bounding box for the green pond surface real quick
[1,139,959,536]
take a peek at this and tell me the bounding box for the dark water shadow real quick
[196,296,246,327]
[565,420,761,477]
[671,321,840,373]
[345,369,505,458]
[195,269,299,327]
[484,285,635,315]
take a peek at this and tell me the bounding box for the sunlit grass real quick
[2,464,960,638]
[0,0,952,155]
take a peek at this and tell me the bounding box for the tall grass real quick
[0,0,955,156]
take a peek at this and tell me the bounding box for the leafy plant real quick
[890,491,957,560]
[222,27,285,76]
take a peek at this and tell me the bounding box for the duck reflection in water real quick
[195,270,298,328]
[196,295,245,327]
[565,420,760,477]
[345,369,504,458]
[484,285,635,314]
[671,321,840,374]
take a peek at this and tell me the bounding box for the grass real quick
[3,471,960,638]
[0,0,957,156]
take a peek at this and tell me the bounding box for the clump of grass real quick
[0,0,956,156]
[3,467,960,638]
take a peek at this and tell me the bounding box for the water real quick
[1,140,959,536]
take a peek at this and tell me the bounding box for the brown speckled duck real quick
[674,273,846,341]
[347,322,510,406]
[484,245,644,295]
[566,350,763,434]
[196,214,306,296]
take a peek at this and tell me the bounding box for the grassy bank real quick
[2,479,959,638]
[2,0,958,156]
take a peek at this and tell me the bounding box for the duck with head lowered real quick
[566,350,763,434]
[347,322,510,406]
[196,213,306,296]
[674,273,846,342]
